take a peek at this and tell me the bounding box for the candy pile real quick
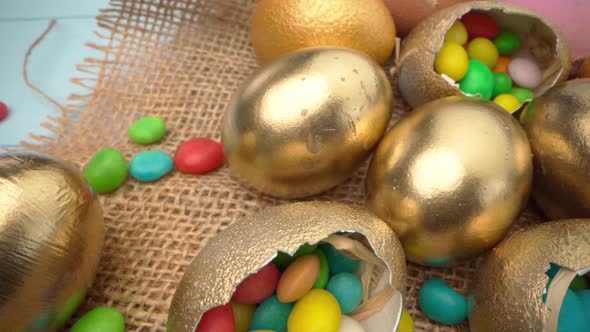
[196,237,414,332]
[434,11,538,113]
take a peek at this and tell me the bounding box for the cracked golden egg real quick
[366,97,532,266]
[222,47,392,198]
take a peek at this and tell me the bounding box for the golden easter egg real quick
[469,219,590,332]
[0,153,104,331]
[398,0,571,108]
[222,47,392,198]
[168,202,408,332]
[251,0,396,64]
[366,97,533,266]
[520,79,590,219]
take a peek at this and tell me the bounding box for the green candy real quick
[272,243,318,269]
[82,148,127,193]
[492,72,512,97]
[52,290,84,328]
[128,115,166,144]
[70,307,125,332]
[312,248,329,288]
[459,59,495,100]
[510,87,535,103]
[569,275,589,290]
[493,31,521,55]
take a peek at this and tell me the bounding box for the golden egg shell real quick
[469,219,590,332]
[0,153,104,331]
[521,79,590,219]
[398,0,571,108]
[167,201,407,332]
[222,47,393,198]
[366,97,533,266]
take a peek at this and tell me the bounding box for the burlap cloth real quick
[23,0,544,330]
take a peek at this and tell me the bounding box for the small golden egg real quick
[222,47,392,198]
[520,79,590,219]
[366,97,533,266]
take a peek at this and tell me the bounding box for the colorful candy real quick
[418,278,467,325]
[231,302,256,332]
[195,304,234,332]
[493,93,521,113]
[338,315,365,332]
[444,21,468,45]
[326,272,363,314]
[321,243,361,276]
[277,255,319,303]
[174,137,224,174]
[570,275,589,290]
[232,263,280,304]
[510,87,534,103]
[493,56,511,73]
[82,147,127,193]
[557,289,589,332]
[128,115,166,144]
[312,249,329,289]
[287,289,341,332]
[460,12,500,40]
[70,307,125,332]
[492,72,512,97]
[434,42,469,81]
[467,37,499,68]
[128,150,173,182]
[576,289,590,317]
[0,101,8,121]
[459,59,495,99]
[273,243,317,270]
[493,31,521,55]
[509,57,542,89]
[398,308,414,332]
[249,295,293,332]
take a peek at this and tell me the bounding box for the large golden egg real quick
[366,97,533,266]
[398,0,571,108]
[0,153,104,331]
[168,202,407,332]
[520,79,590,219]
[222,47,392,198]
[469,219,590,332]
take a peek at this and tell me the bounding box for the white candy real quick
[508,57,542,89]
[338,315,366,332]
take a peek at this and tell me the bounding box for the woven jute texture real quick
[24,0,544,330]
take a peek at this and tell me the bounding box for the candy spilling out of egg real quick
[167,202,408,332]
[399,1,571,108]
[419,278,467,325]
[222,47,392,198]
[366,97,532,266]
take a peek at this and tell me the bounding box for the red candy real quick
[174,137,224,174]
[231,263,280,304]
[195,303,234,332]
[0,102,8,121]
[460,12,500,40]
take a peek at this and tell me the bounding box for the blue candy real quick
[419,278,467,325]
[129,150,173,182]
[249,295,293,332]
[557,289,588,332]
[320,243,360,276]
[326,272,362,314]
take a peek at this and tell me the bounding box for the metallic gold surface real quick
[0,153,104,331]
[398,0,571,108]
[520,79,590,220]
[366,97,533,266]
[167,201,407,332]
[469,219,590,332]
[222,47,392,198]
[251,0,396,64]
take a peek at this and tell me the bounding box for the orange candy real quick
[494,56,511,73]
[277,255,319,303]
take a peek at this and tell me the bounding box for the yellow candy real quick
[467,38,499,68]
[444,21,468,45]
[434,42,469,81]
[397,308,414,332]
[287,289,341,332]
[493,94,521,113]
[231,302,256,332]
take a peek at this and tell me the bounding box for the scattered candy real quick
[510,87,535,103]
[321,243,361,276]
[460,12,500,40]
[467,37,499,68]
[419,278,467,325]
[492,72,512,97]
[326,272,363,314]
[459,59,495,99]
[509,57,542,89]
[493,93,521,113]
[232,263,280,304]
[398,308,414,332]
[493,31,521,55]
[277,255,319,303]
[128,115,166,144]
[444,21,468,45]
[0,101,8,121]
[434,42,469,81]
[287,289,341,332]
[231,302,256,332]
[70,306,125,332]
[195,304,235,332]
[249,295,293,332]
[174,137,224,174]
[312,248,329,289]
[338,315,365,332]
[493,56,511,73]
[82,147,128,193]
[129,150,173,182]
[557,289,588,332]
